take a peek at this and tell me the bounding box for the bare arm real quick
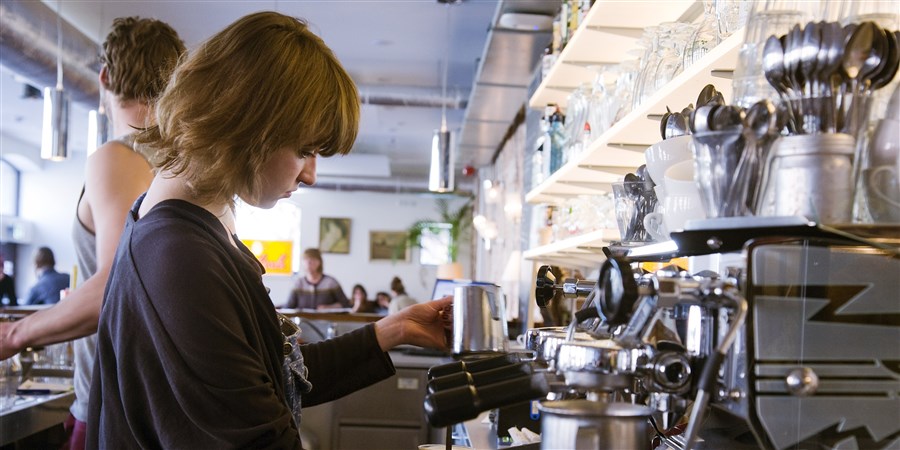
[0,143,153,359]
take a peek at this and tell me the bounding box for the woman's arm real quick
[0,143,152,359]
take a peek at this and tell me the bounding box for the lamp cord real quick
[56,0,63,90]
[441,4,450,131]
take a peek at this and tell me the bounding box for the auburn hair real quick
[137,12,359,207]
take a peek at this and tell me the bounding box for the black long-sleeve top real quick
[87,197,395,449]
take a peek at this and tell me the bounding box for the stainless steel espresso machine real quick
[424,221,900,449]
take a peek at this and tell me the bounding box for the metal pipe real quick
[0,0,101,107]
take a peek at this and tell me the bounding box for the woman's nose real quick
[298,155,317,186]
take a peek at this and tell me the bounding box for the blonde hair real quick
[101,17,185,103]
[138,12,359,206]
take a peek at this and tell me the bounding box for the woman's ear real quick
[99,65,110,89]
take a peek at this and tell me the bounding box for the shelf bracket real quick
[607,143,651,152]
[562,60,619,68]
[557,181,613,192]
[710,69,734,79]
[578,165,634,175]
[584,25,644,39]
[546,85,581,92]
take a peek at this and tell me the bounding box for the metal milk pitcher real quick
[452,284,508,355]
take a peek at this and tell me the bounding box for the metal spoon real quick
[841,21,875,135]
[660,106,672,140]
[763,35,788,95]
[870,27,898,91]
[799,22,821,133]
[690,105,717,134]
[696,84,717,108]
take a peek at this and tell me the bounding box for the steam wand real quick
[682,285,748,449]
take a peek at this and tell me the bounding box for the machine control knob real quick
[652,352,692,391]
[785,367,819,396]
[598,257,639,326]
[535,265,557,308]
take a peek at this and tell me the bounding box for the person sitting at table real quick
[374,291,391,315]
[0,253,16,306]
[25,247,70,305]
[283,248,350,310]
[349,284,377,313]
[387,276,417,314]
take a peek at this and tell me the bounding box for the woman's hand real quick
[374,296,453,352]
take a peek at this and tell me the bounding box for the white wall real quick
[4,139,473,307]
[265,189,472,306]
[10,147,86,296]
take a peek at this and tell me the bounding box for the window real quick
[235,201,302,274]
[419,223,451,266]
[0,160,19,216]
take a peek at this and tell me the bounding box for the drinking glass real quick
[684,0,719,70]
[731,1,818,108]
[691,129,746,217]
[716,0,751,39]
[613,181,657,243]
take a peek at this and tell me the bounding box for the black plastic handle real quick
[424,373,550,427]
[427,362,532,394]
[427,354,518,380]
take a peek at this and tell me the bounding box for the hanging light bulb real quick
[429,125,454,192]
[429,3,455,193]
[41,0,69,161]
[41,86,69,161]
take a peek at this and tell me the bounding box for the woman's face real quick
[353,288,365,300]
[304,256,321,275]
[252,147,317,209]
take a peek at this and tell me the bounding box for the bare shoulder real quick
[86,140,154,181]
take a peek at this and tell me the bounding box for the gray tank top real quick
[69,134,139,421]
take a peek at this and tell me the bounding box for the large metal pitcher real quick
[452,284,508,355]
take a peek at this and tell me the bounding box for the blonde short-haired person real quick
[0,17,185,450]
[86,12,452,448]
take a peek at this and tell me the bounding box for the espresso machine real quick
[423,222,900,450]
[531,222,900,449]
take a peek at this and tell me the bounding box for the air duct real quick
[359,86,467,109]
[0,0,101,107]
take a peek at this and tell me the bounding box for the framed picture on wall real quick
[319,217,351,254]
[369,231,408,261]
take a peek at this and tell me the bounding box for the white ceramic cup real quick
[660,160,706,233]
[644,135,694,190]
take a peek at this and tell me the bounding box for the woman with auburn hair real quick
[86,12,452,449]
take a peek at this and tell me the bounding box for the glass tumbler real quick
[612,181,657,243]
[731,1,817,108]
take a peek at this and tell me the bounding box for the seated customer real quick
[283,248,350,310]
[387,276,417,314]
[350,284,377,313]
[0,254,16,306]
[26,247,70,305]
[374,291,391,315]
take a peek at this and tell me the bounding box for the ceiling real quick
[0,0,556,191]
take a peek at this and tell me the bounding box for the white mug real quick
[644,135,694,190]
[643,211,669,242]
[661,160,706,233]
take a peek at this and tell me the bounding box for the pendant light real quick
[41,0,69,161]
[428,4,455,193]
